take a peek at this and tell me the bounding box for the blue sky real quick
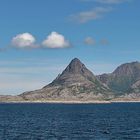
[0,0,140,95]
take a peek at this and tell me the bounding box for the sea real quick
[0,103,140,140]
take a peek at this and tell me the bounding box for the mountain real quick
[1,59,140,102]
[97,61,140,95]
[20,58,113,101]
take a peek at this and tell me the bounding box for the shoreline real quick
[1,100,140,104]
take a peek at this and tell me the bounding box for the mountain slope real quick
[97,61,140,95]
[20,58,113,101]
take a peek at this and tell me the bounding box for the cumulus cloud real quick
[12,33,37,48]
[84,37,96,46]
[70,7,112,23]
[42,32,71,48]
[7,32,72,50]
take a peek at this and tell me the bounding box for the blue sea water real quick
[0,103,140,140]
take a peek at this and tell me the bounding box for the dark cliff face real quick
[98,61,140,94]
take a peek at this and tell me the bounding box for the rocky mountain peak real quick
[47,58,97,86]
[63,58,86,74]
[21,58,112,101]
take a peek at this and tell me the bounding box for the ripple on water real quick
[0,103,140,140]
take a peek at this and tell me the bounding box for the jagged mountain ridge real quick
[20,58,113,101]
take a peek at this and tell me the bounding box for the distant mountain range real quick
[1,58,140,102]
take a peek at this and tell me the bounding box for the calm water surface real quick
[0,103,140,140]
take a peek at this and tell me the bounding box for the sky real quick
[0,0,140,95]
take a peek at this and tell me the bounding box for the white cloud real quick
[95,0,130,4]
[81,0,130,4]
[12,33,37,48]
[70,7,112,23]
[84,37,96,45]
[42,32,71,48]
[2,32,72,50]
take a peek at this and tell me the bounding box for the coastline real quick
[1,100,140,104]
[0,100,110,104]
